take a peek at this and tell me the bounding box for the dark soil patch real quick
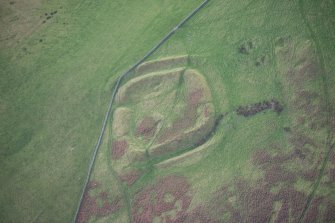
[238,40,254,54]
[292,148,306,160]
[136,117,158,139]
[236,99,283,117]
[111,140,128,160]
[132,175,192,223]
[284,127,291,132]
[255,55,266,66]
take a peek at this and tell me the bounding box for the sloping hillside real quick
[1,0,335,222]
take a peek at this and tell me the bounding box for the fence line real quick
[73,1,210,222]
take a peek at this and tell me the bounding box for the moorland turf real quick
[1,0,335,222]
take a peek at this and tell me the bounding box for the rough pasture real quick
[119,170,142,186]
[77,181,122,223]
[132,176,191,223]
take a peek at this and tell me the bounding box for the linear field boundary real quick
[73,1,210,222]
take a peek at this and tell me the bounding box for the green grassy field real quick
[0,0,204,222]
[1,0,335,222]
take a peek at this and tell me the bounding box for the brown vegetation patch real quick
[274,201,289,223]
[136,117,158,139]
[275,187,307,221]
[187,89,204,106]
[252,150,272,166]
[296,59,320,80]
[324,201,335,222]
[206,185,240,222]
[330,150,335,164]
[275,39,327,132]
[236,99,283,117]
[302,169,318,181]
[303,197,322,223]
[208,177,316,223]
[119,170,142,186]
[249,144,327,221]
[289,131,317,151]
[292,90,327,130]
[77,181,122,223]
[252,149,295,167]
[204,104,211,118]
[132,176,192,223]
[182,206,219,223]
[111,140,128,160]
[329,168,335,182]
[236,182,274,223]
[264,165,296,185]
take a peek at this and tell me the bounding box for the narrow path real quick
[73,1,210,222]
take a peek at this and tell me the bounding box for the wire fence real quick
[73,0,210,222]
